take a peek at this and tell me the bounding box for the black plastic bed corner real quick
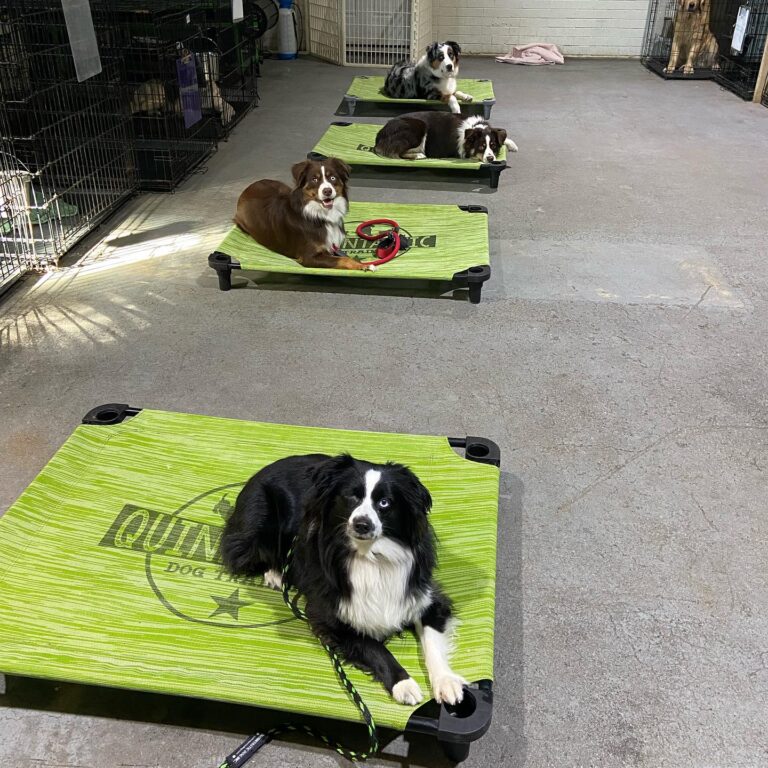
[208,252,236,291]
[457,205,488,214]
[82,404,142,426]
[331,121,353,127]
[448,436,501,467]
[307,151,327,161]
[484,161,507,190]
[405,681,494,762]
[452,265,491,304]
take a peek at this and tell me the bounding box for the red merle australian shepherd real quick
[383,41,472,114]
[222,454,467,707]
[234,158,372,271]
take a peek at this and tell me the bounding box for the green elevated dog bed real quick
[209,201,491,302]
[0,405,499,762]
[309,122,509,189]
[339,77,496,118]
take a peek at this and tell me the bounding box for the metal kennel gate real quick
[307,0,432,66]
[0,0,136,272]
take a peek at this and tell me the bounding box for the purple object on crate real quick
[176,53,202,129]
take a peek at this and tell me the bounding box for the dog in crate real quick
[382,41,473,114]
[664,0,719,75]
[234,158,374,271]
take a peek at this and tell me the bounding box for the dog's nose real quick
[352,517,374,536]
[446,63,453,71]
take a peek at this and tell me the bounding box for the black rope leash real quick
[216,542,379,767]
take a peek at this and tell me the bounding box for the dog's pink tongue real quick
[322,199,334,209]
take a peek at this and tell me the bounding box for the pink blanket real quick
[496,43,564,65]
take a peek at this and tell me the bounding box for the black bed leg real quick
[345,97,356,115]
[488,164,502,190]
[209,252,235,291]
[483,103,492,119]
[468,281,482,304]
[440,741,470,763]
[217,267,232,291]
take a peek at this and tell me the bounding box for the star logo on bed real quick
[98,484,297,630]
[209,588,252,620]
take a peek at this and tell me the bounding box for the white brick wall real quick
[432,0,649,57]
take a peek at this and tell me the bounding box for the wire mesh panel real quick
[345,0,412,65]
[308,0,344,64]
[0,120,33,293]
[642,0,721,79]
[0,0,136,268]
[713,0,768,98]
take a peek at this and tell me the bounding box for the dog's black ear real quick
[291,159,312,187]
[426,42,440,59]
[494,128,507,146]
[446,41,461,57]
[390,462,432,516]
[308,454,355,504]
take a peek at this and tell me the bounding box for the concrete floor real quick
[1,58,768,768]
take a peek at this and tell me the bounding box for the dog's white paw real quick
[263,569,282,590]
[663,65,676,73]
[682,64,694,75]
[414,152,427,160]
[504,138,519,152]
[432,673,467,705]
[392,677,424,706]
[463,94,473,103]
[365,264,377,272]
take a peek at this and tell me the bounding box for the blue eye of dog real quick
[378,498,391,510]
[329,176,336,181]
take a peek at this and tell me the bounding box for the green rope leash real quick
[216,541,379,767]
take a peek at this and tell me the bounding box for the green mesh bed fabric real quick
[216,202,488,280]
[345,77,495,105]
[0,409,499,732]
[311,122,508,169]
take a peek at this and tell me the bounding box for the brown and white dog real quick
[234,159,372,271]
[664,0,719,75]
[375,112,517,163]
[383,42,472,114]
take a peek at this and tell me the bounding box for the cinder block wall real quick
[432,0,649,57]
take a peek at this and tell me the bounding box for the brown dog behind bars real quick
[665,0,719,75]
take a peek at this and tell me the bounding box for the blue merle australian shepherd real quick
[222,454,467,707]
[383,41,472,114]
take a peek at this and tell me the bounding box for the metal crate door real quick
[345,0,414,66]
[308,0,345,64]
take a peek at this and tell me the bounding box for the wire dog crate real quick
[119,5,219,191]
[713,0,768,98]
[308,0,432,66]
[642,0,721,79]
[0,0,136,269]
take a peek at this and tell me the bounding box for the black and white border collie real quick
[383,41,472,114]
[222,454,466,707]
[375,111,518,163]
